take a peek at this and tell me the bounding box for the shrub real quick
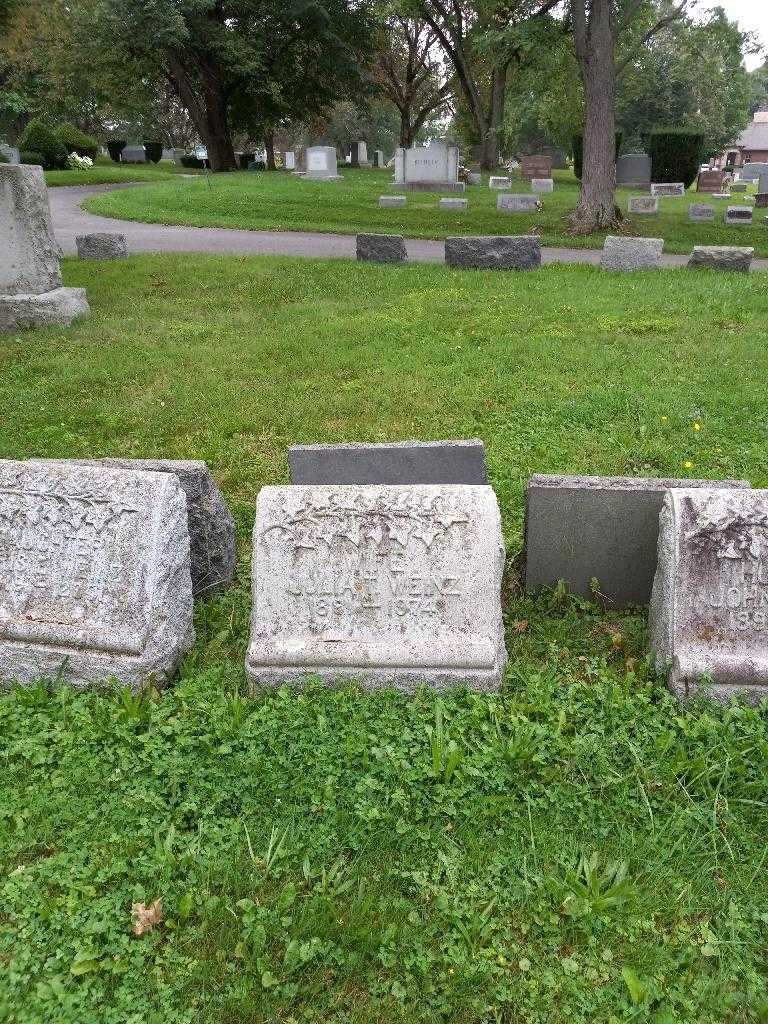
[572,131,623,180]
[248,159,266,171]
[68,152,93,171]
[0,151,9,164]
[107,139,126,163]
[20,150,44,166]
[143,140,163,163]
[180,154,206,169]
[57,122,99,160]
[648,129,705,187]
[17,119,68,170]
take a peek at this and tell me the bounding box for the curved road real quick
[50,182,763,269]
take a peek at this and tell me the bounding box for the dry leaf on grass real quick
[131,898,164,936]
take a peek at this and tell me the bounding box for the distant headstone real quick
[520,155,552,180]
[531,178,553,193]
[0,143,20,164]
[730,182,747,193]
[373,150,384,168]
[356,233,407,264]
[289,440,488,486]
[697,169,724,193]
[759,172,768,194]
[0,165,89,331]
[284,151,296,171]
[600,235,664,271]
[616,153,651,187]
[0,460,194,690]
[524,475,749,608]
[650,488,768,703]
[468,172,481,186]
[245,484,507,692]
[439,198,468,211]
[357,141,370,167]
[725,205,753,225]
[379,195,406,209]
[651,182,685,197]
[497,194,539,213]
[741,162,768,182]
[687,246,753,272]
[393,142,461,192]
[688,203,715,222]
[121,145,147,164]
[304,146,341,180]
[628,195,659,215]
[488,176,511,189]
[445,235,541,271]
[75,233,128,261]
[756,194,768,209]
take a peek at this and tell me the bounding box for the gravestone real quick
[0,460,194,690]
[468,172,481,186]
[439,198,468,211]
[524,475,748,609]
[121,145,146,164]
[488,176,511,189]
[697,169,724,193]
[520,155,552,180]
[245,484,507,692]
[741,162,768,182]
[373,150,384,168]
[531,178,553,193]
[379,195,406,209]
[393,143,463,192]
[284,151,296,171]
[75,233,128,260]
[600,235,664,271]
[651,182,685,197]
[445,235,541,271]
[650,488,768,703]
[497,194,539,213]
[687,246,753,272]
[730,182,747,193]
[0,143,20,164]
[725,206,753,225]
[688,203,714,222]
[356,234,407,264]
[288,440,488,486]
[304,146,342,180]
[627,195,659,215]
[756,194,768,209]
[616,153,651,187]
[0,164,89,331]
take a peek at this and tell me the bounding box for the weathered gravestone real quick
[0,164,89,331]
[75,233,128,261]
[651,182,685,197]
[283,151,296,171]
[688,203,715,222]
[357,141,370,167]
[467,172,481,186]
[288,440,488,486]
[627,195,659,215]
[697,170,724,193]
[730,182,747,193]
[531,178,554,193]
[741,162,768,182]
[756,194,768,209]
[304,146,342,180]
[356,234,407,264]
[0,143,19,164]
[687,246,753,272]
[121,145,146,164]
[725,206,753,225]
[488,176,511,190]
[616,153,651,187]
[379,195,406,209]
[520,155,552,180]
[497,194,539,213]
[650,488,768,703]
[445,235,541,271]
[0,460,194,689]
[439,198,468,211]
[373,150,385,168]
[245,484,507,692]
[524,475,749,609]
[600,235,664,271]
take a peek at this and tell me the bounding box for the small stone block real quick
[488,176,511,189]
[531,178,554,193]
[0,287,90,332]
[75,233,128,260]
[378,195,406,208]
[439,198,468,211]
[650,182,685,196]
[688,203,714,222]
[628,196,659,215]
[468,172,481,185]
[246,484,507,692]
[356,234,407,264]
[650,488,768,703]
[730,182,747,193]
[445,235,541,270]
[0,460,194,690]
[600,235,664,271]
[524,474,749,609]
[725,205,753,225]
[288,439,488,486]
[687,246,753,272]
[496,194,539,213]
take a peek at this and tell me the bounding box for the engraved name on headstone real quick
[650,182,685,197]
[628,195,659,215]
[520,155,552,180]
[246,485,507,692]
[697,170,724,193]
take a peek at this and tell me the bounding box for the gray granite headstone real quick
[76,233,129,261]
[468,172,481,185]
[628,196,659,215]
[289,439,487,485]
[687,246,753,272]
[121,145,146,163]
[741,162,768,182]
[488,176,511,189]
[497,194,539,212]
[246,484,507,692]
[445,235,541,270]
[650,488,768,703]
[725,206,753,225]
[600,235,664,271]
[688,203,714,222]
[616,153,651,187]
[379,195,406,208]
[439,198,468,211]
[531,178,554,193]
[650,182,685,197]
[524,474,749,608]
[356,234,407,264]
[0,143,20,164]
[0,460,194,690]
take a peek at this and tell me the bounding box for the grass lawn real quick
[1,254,768,1023]
[84,166,768,257]
[44,156,201,188]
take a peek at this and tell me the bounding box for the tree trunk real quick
[480,62,508,170]
[570,0,617,233]
[264,131,276,170]
[166,53,236,171]
[400,110,414,148]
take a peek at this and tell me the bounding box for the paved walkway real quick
[50,182,764,269]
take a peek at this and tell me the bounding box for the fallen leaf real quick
[512,620,529,633]
[131,898,164,936]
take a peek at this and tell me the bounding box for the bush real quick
[572,131,623,180]
[648,129,705,187]
[17,119,68,170]
[0,152,9,164]
[107,139,126,163]
[143,140,163,163]
[180,154,206,169]
[20,150,44,166]
[56,122,99,160]
[248,159,266,171]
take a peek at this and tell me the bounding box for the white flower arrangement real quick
[68,152,94,170]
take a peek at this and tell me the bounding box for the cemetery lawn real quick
[44,157,201,188]
[2,253,768,1024]
[84,166,768,257]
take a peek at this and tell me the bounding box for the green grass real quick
[1,254,768,1023]
[44,156,201,188]
[84,166,768,256]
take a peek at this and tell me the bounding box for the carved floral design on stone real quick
[685,494,768,561]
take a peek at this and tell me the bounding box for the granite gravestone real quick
[600,236,664,271]
[697,170,724,193]
[304,146,341,180]
[687,246,753,272]
[688,203,715,222]
[531,178,554,193]
[393,143,463,192]
[468,172,482,186]
[356,234,407,264]
[373,150,385,168]
[121,145,146,163]
[445,235,541,270]
[520,155,552,180]
[488,176,511,190]
[439,197,468,211]
[616,153,651,187]
[76,233,128,260]
[246,484,507,692]
[0,460,194,689]
[524,475,749,609]
[0,165,89,331]
[379,195,406,209]
[288,440,488,486]
[741,162,768,182]
[651,183,685,197]
[725,206,753,225]
[0,143,20,164]
[284,151,296,170]
[650,488,768,703]
[497,194,539,213]
[627,195,659,215]
[731,182,747,193]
